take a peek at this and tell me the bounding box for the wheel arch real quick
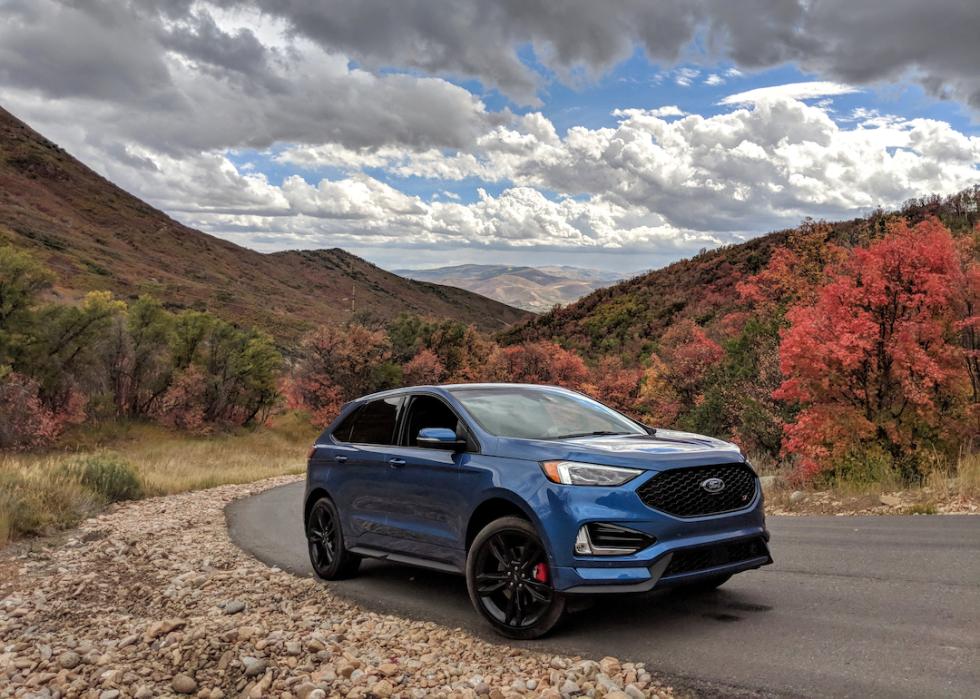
[304,487,331,525]
[465,493,542,551]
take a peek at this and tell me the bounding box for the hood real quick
[493,428,744,470]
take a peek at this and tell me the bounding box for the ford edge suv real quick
[304,383,771,638]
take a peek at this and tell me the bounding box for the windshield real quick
[449,386,646,440]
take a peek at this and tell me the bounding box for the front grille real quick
[586,522,655,551]
[636,463,757,517]
[663,537,768,577]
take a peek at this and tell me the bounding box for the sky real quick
[1,1,978,274]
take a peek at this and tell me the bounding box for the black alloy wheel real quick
[466,516,565,639]
[306,497,360,579]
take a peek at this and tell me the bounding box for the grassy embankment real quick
[0,413,317,546]
[758,451,980,514]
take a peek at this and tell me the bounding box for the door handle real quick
[388,458,406,467]
[334,455,348,463]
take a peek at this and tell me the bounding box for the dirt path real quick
[0,477,673,699]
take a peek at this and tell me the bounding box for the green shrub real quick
[827,444,900,490]
[66,453,144,502]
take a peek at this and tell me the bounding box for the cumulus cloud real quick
[115,95,980,259]
[273,96,979,234]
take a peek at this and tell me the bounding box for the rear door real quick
[382,393,472,563]
[331,395,404,548]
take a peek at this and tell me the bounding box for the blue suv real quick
[304,383,771,638]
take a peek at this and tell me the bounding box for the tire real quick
[680,573,731,593]
[306,497,360,580]
[466,516,566,639]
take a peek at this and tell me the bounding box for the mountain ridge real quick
[0,106,528,341]
[395,263,625,312]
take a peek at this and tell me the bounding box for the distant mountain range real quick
[394,264,627,312]
[0,107,528,341]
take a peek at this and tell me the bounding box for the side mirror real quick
[417,427,466,451]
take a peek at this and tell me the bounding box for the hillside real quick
[394,263,624,311]
[503,190,980,360]
[0,107,528,341]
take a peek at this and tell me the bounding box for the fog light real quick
[574,523,655,556]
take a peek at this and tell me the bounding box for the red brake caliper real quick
[532,562,549,583]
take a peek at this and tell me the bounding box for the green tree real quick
[0,245,53,367]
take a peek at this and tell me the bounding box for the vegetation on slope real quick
[501,191,979,482]
[0,107,527,340]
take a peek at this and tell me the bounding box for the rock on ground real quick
[0,476,674,698]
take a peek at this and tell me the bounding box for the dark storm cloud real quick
[0,0,500,154]
[0,0,172,101]
[158,11,271,79]
[229,0,980,108]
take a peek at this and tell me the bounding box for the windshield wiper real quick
[552,430,632,440]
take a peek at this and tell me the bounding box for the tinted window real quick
[347,397,403,445]
[331,406,362,442]
[449,387,643,440]
[403,395,461,446]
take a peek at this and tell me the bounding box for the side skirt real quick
[348,546,464,575]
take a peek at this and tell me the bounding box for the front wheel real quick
[466,516,565,639]
[306,497,360,580]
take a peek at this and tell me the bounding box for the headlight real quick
[540,461,642,486]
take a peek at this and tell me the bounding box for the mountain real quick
[0,107,528,341]
[394,263,626,312]
[502,189,980,360]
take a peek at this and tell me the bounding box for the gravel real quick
[0,476,674,698]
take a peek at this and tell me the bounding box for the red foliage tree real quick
[402,349,446,386]
[488,341,589,388]
[774,219,974,481]
[581,356,645,418]
[0,371,60,449]
[154,366,210,434]
[290,324,393,426]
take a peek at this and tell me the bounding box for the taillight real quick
[307,445,317,460]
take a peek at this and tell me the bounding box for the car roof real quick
[352,382,573,403]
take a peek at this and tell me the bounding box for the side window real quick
[331,406,362,443]
[347,397,403,445]
[404,395,462,447]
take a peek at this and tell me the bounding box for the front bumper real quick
[556,530,772,593]
[530,471,772,593]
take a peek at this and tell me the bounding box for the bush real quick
[0,466,102,542]
[65,453,144,502]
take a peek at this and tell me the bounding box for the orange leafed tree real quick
[774,219,977,481]
[656,319,723,408]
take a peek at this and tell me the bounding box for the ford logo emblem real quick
[701,477,725,494]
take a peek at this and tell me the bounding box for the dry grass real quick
[955,451,980,499]
[761,450,980,515]
[0,413,316,546]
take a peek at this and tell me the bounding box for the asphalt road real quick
[226,482,980,698]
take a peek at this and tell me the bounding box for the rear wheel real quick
[306,497,360,580]
[466,516,565,639]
